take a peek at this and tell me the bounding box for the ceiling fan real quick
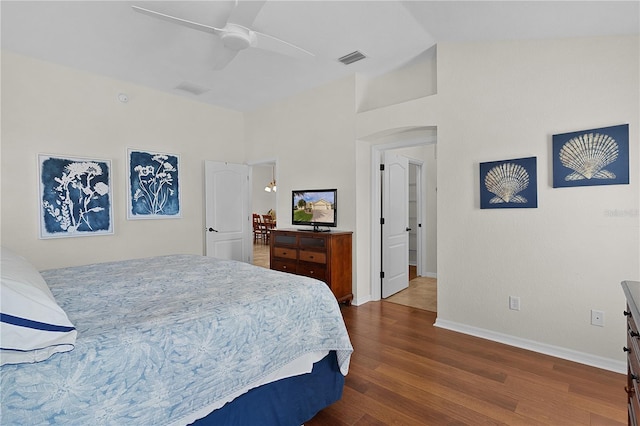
[132,1,314,69]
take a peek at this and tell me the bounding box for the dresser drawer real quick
[629,317,640,362]
[629,343,640,382]
[297,262,327,281]
[299,237,326,249]
[271,259,297,274]
[299,250,326,264]
[273,233,297,246]
[273,247,297,260]
[622,282,640,426]
[630,357,640,420]
[631,394,640,426]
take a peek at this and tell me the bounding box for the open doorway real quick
[381,151,437,312]
[368,130,437,311]
[250,161,277,269]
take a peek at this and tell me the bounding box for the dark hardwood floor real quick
[307,301,626,426]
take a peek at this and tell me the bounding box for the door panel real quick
[382,152,409,298]
[205,161,250,262]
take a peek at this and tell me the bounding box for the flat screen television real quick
[292,189,337,232]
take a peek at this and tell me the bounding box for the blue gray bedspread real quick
[0,255,353,425]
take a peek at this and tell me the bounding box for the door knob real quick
[207,227,219,232]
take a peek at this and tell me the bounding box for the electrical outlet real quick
[509,296,521,311]
[591,310,605,327]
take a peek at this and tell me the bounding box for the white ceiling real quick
[2,1,638,112]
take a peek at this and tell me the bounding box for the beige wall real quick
[435,35,639,367]
[244,76,357,234]
[2,34,638,370]
[354,34,638,369]
[1,52,245,270]
[357,45,438,113]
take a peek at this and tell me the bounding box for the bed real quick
[0,248,353,425]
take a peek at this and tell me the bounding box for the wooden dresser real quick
[622,280,640,426]
[270,229,353,305]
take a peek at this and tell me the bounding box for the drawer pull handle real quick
[632,374,639,382]
[625,310,632,317]
[624,346,631,353]
[631,331,640,338]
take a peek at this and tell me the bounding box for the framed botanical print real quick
[39,154,114,238]
[127,149,181,219]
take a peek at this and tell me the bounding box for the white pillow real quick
[1,247,76,365]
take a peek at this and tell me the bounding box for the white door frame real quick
[409,159,424,277]
[370,135,436,301]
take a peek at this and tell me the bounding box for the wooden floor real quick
[386,275,437,312]
[253,243,625,424]
[253,241,270,268]
[307,302,627,426]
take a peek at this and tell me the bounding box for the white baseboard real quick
[352,294,372,306]
[434,318,625,374]
[422,272,437,278]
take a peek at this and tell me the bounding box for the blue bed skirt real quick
[192,351,344,426]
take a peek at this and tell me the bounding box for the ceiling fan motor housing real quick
[221,24,254,51]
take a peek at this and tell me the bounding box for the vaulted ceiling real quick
[2,1,638,112]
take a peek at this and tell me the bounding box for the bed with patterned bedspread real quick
[0,252,353,425]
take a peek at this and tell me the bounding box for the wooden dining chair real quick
[253,214,268,244]
[261,215,275,244]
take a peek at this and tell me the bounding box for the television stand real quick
[294,226,330,232]
[270,229,353,305]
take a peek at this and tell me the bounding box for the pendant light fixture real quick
[264,165,276,192]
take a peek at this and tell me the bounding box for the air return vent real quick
[337,50,367,65]
[174,81,210,96]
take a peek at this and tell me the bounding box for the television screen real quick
[292,189,337,231]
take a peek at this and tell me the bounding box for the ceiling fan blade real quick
[211,48,240,70]
[132,6,225,37]
[252,30,315,59]
[227,0,267,27]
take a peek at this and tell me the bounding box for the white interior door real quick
[204,161,250,262]
[382,151,410,298]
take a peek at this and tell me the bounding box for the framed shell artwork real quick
[480,156,538,209]
[552,124,629,188]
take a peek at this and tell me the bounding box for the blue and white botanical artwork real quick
[128,149,181,219]
[553,124,629,188]
[480,156,538,209]
[39,155,113,238]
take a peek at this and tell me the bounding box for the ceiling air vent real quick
[174,81,210,96]
[338,50,367,65]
